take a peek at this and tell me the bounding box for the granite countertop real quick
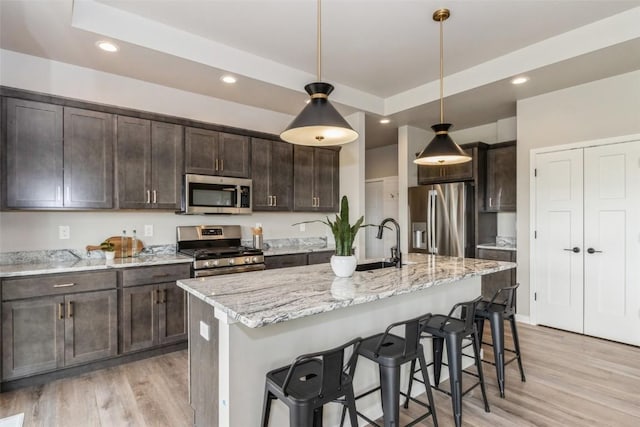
[0,254,193,278]
[263,245,335,256]
[177,253,516,329]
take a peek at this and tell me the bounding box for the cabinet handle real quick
[489,197,493,207]
[312,197,315,207]
[146,190,151,204]
[152,190,157,204]
[66,186,70,203]
[67,301,73,318]
[273,195,277,206]
[215,159,219,171]
[58,302,64,320]
[220,159,224,171]
[155,289,161,304]
[267,195,272,206]
[54,283,75,288]
[56,186,62,202]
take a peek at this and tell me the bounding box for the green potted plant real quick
[296,195,365,277]
[100,241,116,261]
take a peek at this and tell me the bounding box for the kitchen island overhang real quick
[178,253,516,427]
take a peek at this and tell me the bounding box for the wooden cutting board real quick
[86,236,144,258]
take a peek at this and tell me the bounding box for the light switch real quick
[199,321,210,341]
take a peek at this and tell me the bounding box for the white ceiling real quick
[1,0,639,149]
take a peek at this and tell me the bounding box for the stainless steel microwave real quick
[181,174,252,214]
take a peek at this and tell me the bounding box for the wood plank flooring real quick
[1,323,639,426]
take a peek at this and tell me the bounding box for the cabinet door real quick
[270,140,293,210]
[293,146,315,211]
[251,138,273,210]
[121,284,157,353]
[2,296,64,380]
[64,108,114,208]
[116,116,151,209]
[307,250,333,265]
[441,148,474,181]
[157,283,188,345]
[486,145,516,211]
[5,98,63,208]
[185,127,218,175]
[264,253,308,269]
[314,148,339,212]
[478,249,516,300]
[151,121,183,209]
[417,164,443,184]
[218,133,250,178]
[64,290,117,366]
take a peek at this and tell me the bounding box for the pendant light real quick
[415,9,471,165]
[280,0,358,146]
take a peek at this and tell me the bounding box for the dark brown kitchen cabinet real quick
[293,146,339,212]
[1,271,118,380]
[185,127,250,178]
[120,264,189,353]
[3,99,114,209]
[417,147,475,184]
[485,142,516,212]
[307,250,333,265]
[116,116,183,209]
[251,138,292,211]
[265,250,334,269]
[477,248,517,301]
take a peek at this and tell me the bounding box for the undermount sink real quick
[355,261,397,271]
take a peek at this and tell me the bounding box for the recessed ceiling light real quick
[96,41,119,52]
[221,75,237,84]
[379,118,391,124]
[511,76,529,85]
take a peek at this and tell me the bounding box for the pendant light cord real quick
[439,15,444,124]
[317,0,322,82]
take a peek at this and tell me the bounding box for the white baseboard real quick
[515,314,532,324]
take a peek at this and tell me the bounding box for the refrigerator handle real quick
[426,190,432,253]
[430,190,437,253]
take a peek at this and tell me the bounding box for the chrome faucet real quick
[377,218,402,267]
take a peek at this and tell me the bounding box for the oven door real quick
[183,174,252,214]
[193,264,265,277]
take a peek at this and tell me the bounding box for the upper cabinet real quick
[116,116,183,209]
[293,146,339,212]
[3,98,114,209]
[184,127,250,178]
[417,146,483,184]
[251,138,293,211]
[485,142,516,212]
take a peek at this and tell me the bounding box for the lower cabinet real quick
[265,250,334,269]
[1,271,118,380]
[120,264,189,353]
[477,248,517,301]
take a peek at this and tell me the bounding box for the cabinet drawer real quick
[121,264,190,287]
[477,248,515,262]
[264,253,308,270]
[307,251,333,265]
[2,271,117,301]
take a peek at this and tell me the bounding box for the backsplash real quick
[0,244,177,265]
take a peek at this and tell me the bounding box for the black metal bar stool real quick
[342,313,438,427]
[474,283,526,398]
[261,337,362,427]
[405,297,489,427]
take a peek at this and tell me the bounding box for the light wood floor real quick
[1,323,639,426]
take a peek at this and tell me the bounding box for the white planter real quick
[104,251,115,260]
[330,255,357,278]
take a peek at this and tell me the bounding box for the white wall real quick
[451,117,517,145]
[365,145,398,179]
[0,50,363,252]
[517,70,640,316]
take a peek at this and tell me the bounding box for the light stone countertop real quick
[262,245,335,256]
[177,253,516,329]
[477,243,517,251]
[0,254,193,278]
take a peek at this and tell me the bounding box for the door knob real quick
[563,247,580,253]
[587,248,602,254]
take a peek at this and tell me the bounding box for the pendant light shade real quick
[280,0,358,146]
[414,9,471,166]
[280,82,358,146]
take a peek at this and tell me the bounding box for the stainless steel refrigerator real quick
[408,183,475,258]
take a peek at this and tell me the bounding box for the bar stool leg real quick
[445,334,463,427]
[290,405,314,427]
[432,337,445,386]
[509,315,526,382]
[344,386,359,427]
[417,351,439,427]
[403,359,417,409]
[488,311,506,398]
[261,387,273,427]
[472,327,491,412]
[379,365,401,427]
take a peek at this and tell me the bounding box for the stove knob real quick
[252,257,259,263]
[244,257,251,264]
[228,258,235,265]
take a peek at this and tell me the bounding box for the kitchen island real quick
[177,253,516,426]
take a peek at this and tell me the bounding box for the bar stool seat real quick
[405,297,490,427]
[475,284,526,398]
[343,314,438,427]
[262,337,362,427]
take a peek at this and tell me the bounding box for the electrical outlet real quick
[58,225,70,240]
[144,224,153,237]
[299,223,306,232]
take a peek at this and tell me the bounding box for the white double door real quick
[534,140,640,346]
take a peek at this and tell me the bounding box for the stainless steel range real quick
[177,225,265,277]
